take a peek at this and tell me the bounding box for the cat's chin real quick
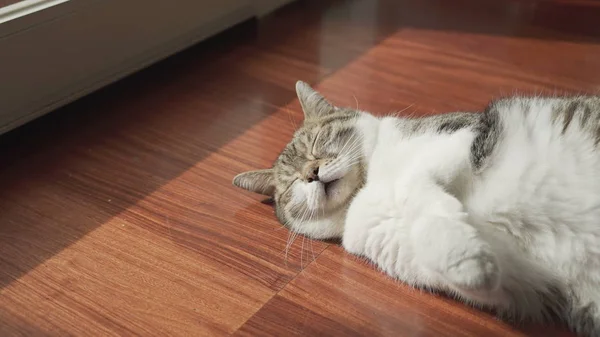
[287,204,347,240]
[293,221,345,240]
[323,176,358,210]
[323,178,339,194]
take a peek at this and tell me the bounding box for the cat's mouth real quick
[323,178,340,196]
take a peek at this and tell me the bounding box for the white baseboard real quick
[0,0,296,135]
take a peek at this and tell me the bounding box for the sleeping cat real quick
[233,81,600,336]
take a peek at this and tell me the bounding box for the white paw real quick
[342,187,384,256]
[444,248,500,292]
[342,234,366,256]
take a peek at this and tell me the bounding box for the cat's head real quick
[233,81,366,239]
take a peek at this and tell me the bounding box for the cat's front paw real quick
[444,247,500,292]
[412,215,501,293]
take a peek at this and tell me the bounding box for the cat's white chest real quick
[346,119,478,254]
[368,119,431,183]
[366,118,475,188]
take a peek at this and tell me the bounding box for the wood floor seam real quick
[231,243,331,335]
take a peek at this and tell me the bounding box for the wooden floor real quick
[1,0,600,335]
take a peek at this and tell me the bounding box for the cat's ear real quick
[232,169,275,196]
[295,81,334,120]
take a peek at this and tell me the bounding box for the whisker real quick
[341,133,361,155]
[395,103,415,118]
[285,212,305,264]
[283,225,294,264]
[332,137,362,171]
[301,235,305,268]
[342,149,362,163]
[309,238,317,263]
[284,233,293,263]
[343,140,363,160]
[289,231,300,253]
[337,132,357,158]
[284,107,299,131]
[321,201,325,222]
[285,201,315,265]
[352,94,359,110]
[336,148,363,167]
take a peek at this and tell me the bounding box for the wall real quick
[0,0,295,134]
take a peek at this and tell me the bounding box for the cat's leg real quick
[343,185,441,287]
[343,179,500,293]
[408,181,501,293]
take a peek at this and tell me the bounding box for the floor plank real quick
[1,0,600,335]
[236,247,573,337]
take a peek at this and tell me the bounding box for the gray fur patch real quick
[470,103,502,171]
[435,113,479,134]
[561,101,577,134]
[396,112,479,136]
[548,97,600,145]
[568,299,600,337]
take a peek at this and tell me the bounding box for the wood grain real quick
[1,0,599,335]
[236,246,572,337]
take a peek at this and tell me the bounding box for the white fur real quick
[338,104,600,330]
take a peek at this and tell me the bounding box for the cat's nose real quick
[306,167,319,183]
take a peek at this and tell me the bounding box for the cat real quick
[233,81,600,336]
